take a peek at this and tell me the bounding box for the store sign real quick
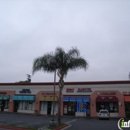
[77,88,92,93]
[19,89,31,93]
[99,92,116,95]
[42,92,56,95]
[66,88,74,93]
[122,91,130,95]
[0,92,6,94]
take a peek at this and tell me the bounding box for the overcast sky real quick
[0,0,130,83]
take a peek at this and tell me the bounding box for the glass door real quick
[47,102,52,115]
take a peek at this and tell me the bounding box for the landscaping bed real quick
[47,123,68,130]
[0,124,37,130]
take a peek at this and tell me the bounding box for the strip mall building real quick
[0,81,130,118]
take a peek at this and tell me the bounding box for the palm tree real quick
[32,47,88,124]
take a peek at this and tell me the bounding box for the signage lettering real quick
[123,91,130,95]
[19,89,31,93]
[77,88,92,93]
[100,92,116,95]
[66,89,74,93]
[42,92,56,95]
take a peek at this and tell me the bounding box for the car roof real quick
[99,110,109,112]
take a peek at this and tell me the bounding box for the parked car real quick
[98,109,110,119]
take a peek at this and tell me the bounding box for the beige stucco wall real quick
[0,82,130,117]
[0,83,130,96]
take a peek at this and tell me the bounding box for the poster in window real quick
[79,102,84,112]
[64,108,67,114]
[68,106,71,111]
[64,105,67,114]
[109,103,113,111]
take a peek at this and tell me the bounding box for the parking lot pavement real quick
[66,117,120,130]
[0,112,76,129]
[0,113,121,130]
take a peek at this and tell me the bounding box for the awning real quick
[76,97,82,102]
[63,96,90,102]
[63,97,69,102]
[124,96,130,102]
[83,97,90,102]
[12,95,35,101]
[70,97,76,102]
[39,96,58,101]
[0,95,9,100]
[96,96,118,102]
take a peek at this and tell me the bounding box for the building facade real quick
[0,81,130,118]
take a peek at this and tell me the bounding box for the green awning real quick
[0,95,9,100]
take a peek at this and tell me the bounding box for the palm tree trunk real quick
[58,87,62,124]
[57,70,64,124]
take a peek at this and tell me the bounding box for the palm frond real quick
[32,46,88,78]
[68,47,80,58]
[68,57,88,71]
[32,54,55,75]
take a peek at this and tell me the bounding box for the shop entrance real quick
[47,102,52,115]
[0,100,5,111]
[14,101,19,112]
[63,102,76,115]
[86,102,90,116]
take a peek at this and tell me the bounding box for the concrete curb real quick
[61,124,71,130]
[38,119,76,130]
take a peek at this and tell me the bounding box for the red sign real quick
[64,105,67,108]
[66,89,74,93]
[0,92,6,94]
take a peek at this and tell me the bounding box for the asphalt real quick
[0,112,76,129]
[0,112,122,130]
[66,117,121,130]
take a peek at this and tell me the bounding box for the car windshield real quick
[100,111,108,113]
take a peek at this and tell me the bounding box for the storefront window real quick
[96,102,118,113]
[40,102,47,111]
[18,101,34,110]
[0,100,9,109]
[51,102,58,112]
[125,102,130,111]
[4,100,9,109]
[125,102,130,117]
[63,102,76,115]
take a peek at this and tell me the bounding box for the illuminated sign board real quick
[77,88,92,93]
[79,102,84,112]
[19,89,31,93]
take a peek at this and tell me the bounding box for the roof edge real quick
[0,80,130,85]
